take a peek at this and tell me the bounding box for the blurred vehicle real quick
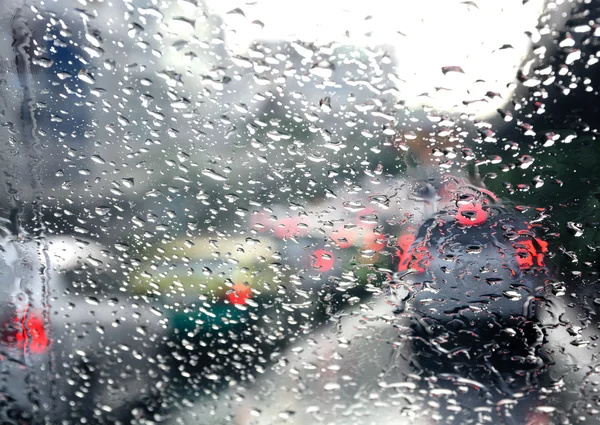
[0,225,172,423]
[209,176,598,425]
[126,234,333,408]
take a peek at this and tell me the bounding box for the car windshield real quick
[0,0,599,424]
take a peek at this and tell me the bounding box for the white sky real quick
[204,0,546,116]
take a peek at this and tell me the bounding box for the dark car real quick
[220,176,597,425]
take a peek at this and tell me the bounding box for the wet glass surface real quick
[0,0,599,424]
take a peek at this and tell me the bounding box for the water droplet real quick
[201,169,228,182]
[77,70,96,84]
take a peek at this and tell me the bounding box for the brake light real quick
[455,202,488,226]
[396,234,416,272]
[1,311,49,354]
[227,283,252,305]
[312,249,335,272]
[514,237,548,269]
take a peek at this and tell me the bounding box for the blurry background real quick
[1,0,600,423]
